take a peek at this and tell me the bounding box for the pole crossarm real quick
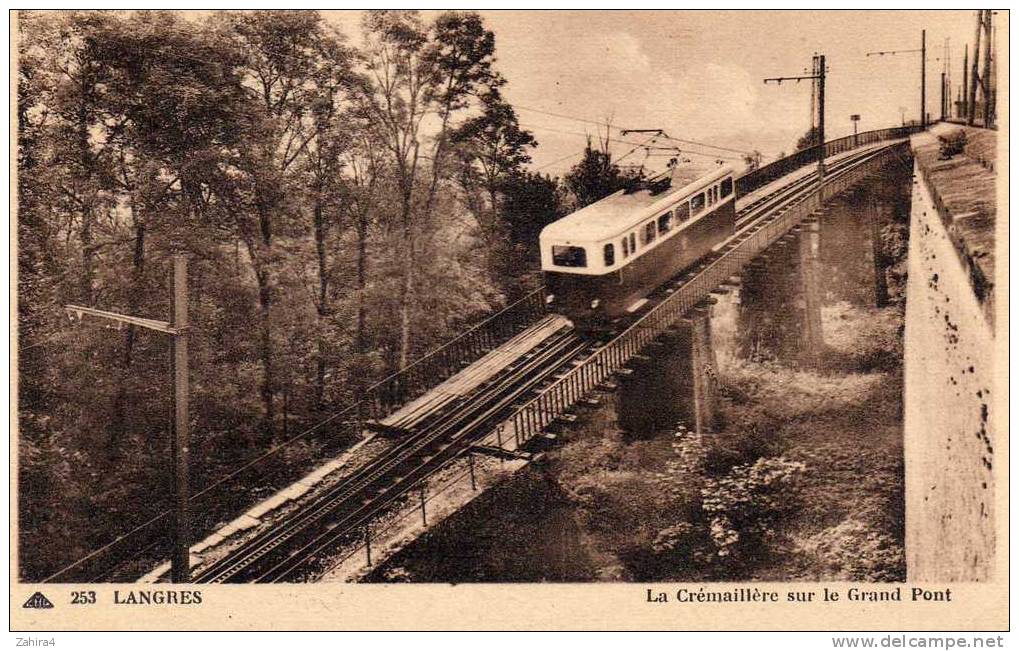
[620,128,664,136]
[866,49,924,56]
[764,74,820,84]
[65,304,182,335]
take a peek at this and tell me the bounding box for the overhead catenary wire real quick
[532,148,587,172]
[512,103,755,156]
[50,27,753,163]
[51,16,756,160]
[519,122,742,161]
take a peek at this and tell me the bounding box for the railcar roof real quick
[542,164,733,242]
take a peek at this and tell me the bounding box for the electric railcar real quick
[540,165,736,328]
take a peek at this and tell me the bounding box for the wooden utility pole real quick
[169,254,191,583]
[969,13,982,125]
[921,29,926,128]
[940,72,947,121]
[964,10,995,127]
[66,253,192,583]
[981,10,993,127]
[962,45,969,119]
[817,54,826,177]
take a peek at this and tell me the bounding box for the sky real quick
[324,10,993,175]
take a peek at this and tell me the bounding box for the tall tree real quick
[32,11,120,306]
[358,10,500,368]
[217,10,343,439]
[97,10,255,449]
[452,89,535,230]
[338,101,385,370]
[294,36,357,409]
[450,88,537,291]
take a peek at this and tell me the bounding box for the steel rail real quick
[193,329,590,583]
[259,334,595,583]
[193,329,580,582]
[195,141,907,584]
[222,333,591,583]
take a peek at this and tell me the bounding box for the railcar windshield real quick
[552,245,587,268]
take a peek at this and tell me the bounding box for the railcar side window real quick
[721,177,733,198]
[603,243,615,266]
[643,221,656,245]
[675,202,691,222]
[629,232,636,253]
[707,187,715,206]
[552,245,587,268]
[658,211,672,234]
[691,193,705,215]
[621,236,629,258]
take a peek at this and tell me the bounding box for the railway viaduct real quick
[48,123,998,586]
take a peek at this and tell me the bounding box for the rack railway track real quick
[189,140,906,584]
[193,328,597,583]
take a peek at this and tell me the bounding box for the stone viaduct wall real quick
[904,125,998,581]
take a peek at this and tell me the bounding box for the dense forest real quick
[16,10,653,580]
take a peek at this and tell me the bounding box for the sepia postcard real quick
[9,8,1009,633]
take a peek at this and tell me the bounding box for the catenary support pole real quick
[170,253,191,583]
[920,30,926,128]
[969,13,981,125]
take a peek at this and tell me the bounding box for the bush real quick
[797,518,905,581]
[650,521,698,554]
[651,430,806,571]
[938,130,967,159]
[701,457,806,559]
[701,415,781,476]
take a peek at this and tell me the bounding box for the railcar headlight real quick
[545,294,555,305]
[590,299,601,309]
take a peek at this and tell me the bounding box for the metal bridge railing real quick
[67,133,916,584]
[42,285,547,583]
[497,142,909,453]
[251,139,915,580]
[358,286,547,420]
[320,144,904,576]
[736,125,924,197]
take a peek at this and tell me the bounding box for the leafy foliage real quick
[796,126,821,151]
[14,9,537,581]
[700,456,806,558]
[563,140,643,208]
